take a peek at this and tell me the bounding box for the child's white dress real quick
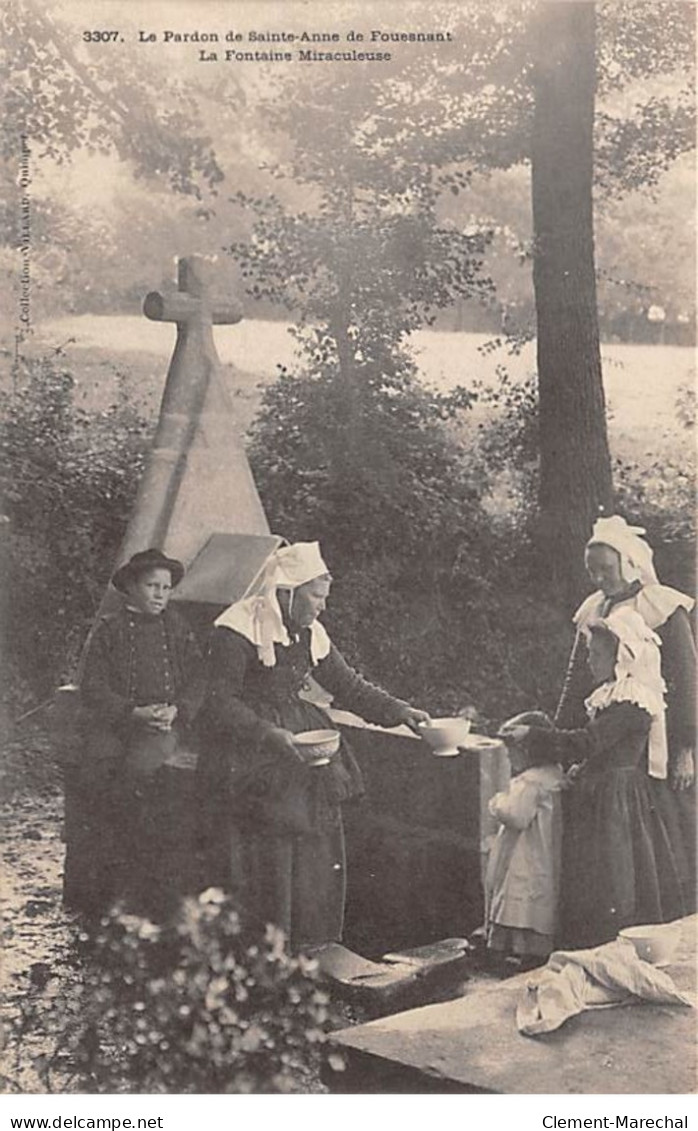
[485,763,566,957]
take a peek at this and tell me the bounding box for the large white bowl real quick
[293,728,340,767]
[418,716,472,757]
[618,922,682,967]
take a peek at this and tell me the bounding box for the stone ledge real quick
[315,937,472,1018]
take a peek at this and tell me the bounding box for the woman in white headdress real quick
[504,606,685,947]
[555,514,695,912]
[198,541,430,952]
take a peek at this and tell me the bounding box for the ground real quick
[0,737,76,1093]
[0,729,494,1096]
[0,731,368,1095]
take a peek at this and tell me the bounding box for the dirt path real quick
[0,745,493,1094]
[0,766,339,1094]
[1,783,80,1093]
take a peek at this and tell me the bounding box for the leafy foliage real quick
[19,892,335,1094]
[0,349,149,707]
[2,0,225,197]
[229,64,498,360]
[249,359,570,718]
[594,1,696,195]
[1,1,693,329]
[1,0,232,319]
[249,342,694,722]
[1,2,693,714]
[232,7,695,708]
[234,64,520,713]
[614,454,696,592]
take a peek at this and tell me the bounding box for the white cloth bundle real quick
[517,937,694,1036]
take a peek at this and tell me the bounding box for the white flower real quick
[198,887,227,905]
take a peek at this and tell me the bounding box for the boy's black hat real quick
[111,549,184,593]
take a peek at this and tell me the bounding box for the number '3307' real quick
[82,30,122,42]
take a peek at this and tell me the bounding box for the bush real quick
[248,357,576,720]
[1,341,691,733]
[0,349,150,711]
[249,354,694,723]
[614,454,695,593]
[22,892,335,1094]
[248,359,541,716]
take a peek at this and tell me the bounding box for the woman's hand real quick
[264,726,304,762]
[132,704,175,731]
[397,706,431,734]
[565,761,586,787]
[671,748,694,791]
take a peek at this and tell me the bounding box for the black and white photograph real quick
[1,0,696,1107]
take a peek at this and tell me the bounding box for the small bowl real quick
[418,716,472,757]
[618,922,682,967]
[293,728,341,767]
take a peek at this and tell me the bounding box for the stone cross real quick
[75,255,272,698]
[142,255,242,394]
[109,254,270,588]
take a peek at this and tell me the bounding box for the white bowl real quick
[293,728,340,767]
[618,922,682,967]
[418,716,472,757]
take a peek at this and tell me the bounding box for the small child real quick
[485,711,566,964]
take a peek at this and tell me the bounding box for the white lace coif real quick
[215,541,332,668]
[585,605,668,779]
[587,515,658,586]
[575,513,694,633]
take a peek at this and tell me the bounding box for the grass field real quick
[18,314,696,461]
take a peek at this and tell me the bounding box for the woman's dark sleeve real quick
[80,619,132,726]
[204,628,276,747]
[657,607,696,752]
[528,702,651,769]
[314,643,410,728]
[172,616,206,726]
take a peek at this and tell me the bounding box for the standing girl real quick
[486,712,566,964]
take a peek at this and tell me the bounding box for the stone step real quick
[314,938,472,1016]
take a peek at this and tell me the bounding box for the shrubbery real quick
[614,454,695,591]
[0,349,149,712]
[249,357,694,721]
[15,892,335,1094]
[613,380,696,590]
[249,361,565,719]
[1,344,693,728]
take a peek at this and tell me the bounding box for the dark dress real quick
[198,625,411,951]
[529,702,686,949]
[556,586,696,914]
[64,602,204,920]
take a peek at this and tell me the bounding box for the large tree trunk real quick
[531,0,613,604]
